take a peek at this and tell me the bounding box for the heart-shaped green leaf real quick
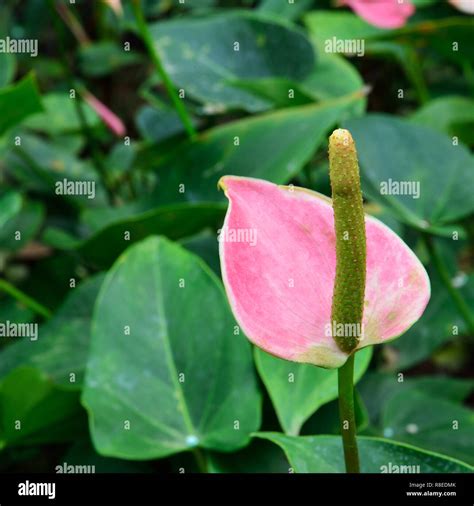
[150,11,315,112]
[256,433,473,473]
[82,236,261,459]
[228,54,366,114]
[255,347,372,435]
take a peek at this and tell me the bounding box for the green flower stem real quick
[423,234,474,334]
[337,354,360,473]
[0,279,52,319]
[131,0,197,140]
[329,128,366,473]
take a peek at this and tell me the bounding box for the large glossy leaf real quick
[152,95,361,204]
[0,275,104,388]
[0,74,43,136]
[381,390,474,466]
[344,114,474,228]
[256,433,473,473]
[255,347,372,435]
[225,76,316,110]
[149,11,315,112]
[229,54,366,114]
[82,236,261,459]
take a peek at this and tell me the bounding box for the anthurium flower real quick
[340,0,415,29]
[218,176,430,368]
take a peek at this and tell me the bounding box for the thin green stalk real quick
[423,234,474,334]
[338,355,360,473]
[329,129,366,473]
[131,0,196,140]
[192,448,208,473]
[0,279,52,319]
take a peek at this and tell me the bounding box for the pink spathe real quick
[341,0,415,29]
[219,176,430,369]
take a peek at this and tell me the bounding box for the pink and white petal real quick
[360,215,430,349]
[218,176,430,368]
[341,0,415,29]
[219,177,347,368]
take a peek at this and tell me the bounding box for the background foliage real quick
[0,0,473,473]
